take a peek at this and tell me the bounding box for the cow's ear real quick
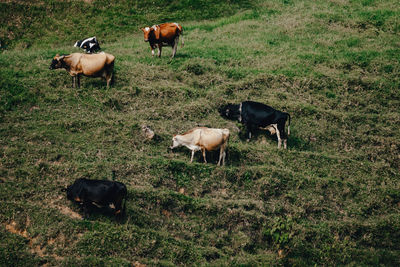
[54,53,59,59]
[140,28,144,32]
[153,27,160,39]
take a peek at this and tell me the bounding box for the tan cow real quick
[170,127,230,166]
[49,52,115,88]
[141,22,184,58]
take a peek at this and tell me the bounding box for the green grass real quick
[1,0,400,265]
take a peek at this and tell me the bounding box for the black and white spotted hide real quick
[74,36,101,53]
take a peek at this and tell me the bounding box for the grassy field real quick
[1,0,400,265]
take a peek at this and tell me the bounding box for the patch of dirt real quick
[5,220,29,238]
[50,195,82,220]
[5,220,64,261]
[134,261,147,267]
[57,206,82,220]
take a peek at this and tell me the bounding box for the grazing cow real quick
[66,178,127,218]
[219,101,291,149]
[141,22,184,58]
[170,127,230,166]
[49,52,115,88]
[74,36,101,53]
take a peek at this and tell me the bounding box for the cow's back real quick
[159,23,181,40]
[198,128,227,151]
[77,179,125,204]
[80,53,107,72]
[243,101,277,126]
[78,53,114,76]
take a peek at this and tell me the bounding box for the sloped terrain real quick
[1,0,400,265]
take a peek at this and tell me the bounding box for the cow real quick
[65,178,127,218]
[141,22,184,58]
[49,52,115,88]
[219,101,291,149]
[74,36,101,53]
[170,127,230,166]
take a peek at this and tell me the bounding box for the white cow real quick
[170,127,230,166]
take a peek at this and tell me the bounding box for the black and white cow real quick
[219,101,291,149]
[65,178,127,218]
[74,36,101,53]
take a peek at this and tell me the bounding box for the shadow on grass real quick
[236,128,313,151]
[69,202,126,223]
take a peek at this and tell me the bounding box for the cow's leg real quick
[157,44,162,57]
[246,125,253,141]
[106,71,112,88]
[72,76,75,88]
[114,197,123,216]
[172,37,179,58]
[276,127,282,149]
[202,148,207,163]
[82,200,90,219]
[190,150,195,163]
[222,144,227,166]
[150,44,156,56]
[218,146,226,166]
[77,74,81,88]
[277,121,287,149]
[106,75,111,88]
[106,62,114,87]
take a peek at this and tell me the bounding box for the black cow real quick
[66,178,127,218]
[74,36,101,53]
[219,101,291,149]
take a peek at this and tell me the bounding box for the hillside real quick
[1,0,400,265]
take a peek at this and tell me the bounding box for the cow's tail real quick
[180,27,184,48]
[287,113,291,136]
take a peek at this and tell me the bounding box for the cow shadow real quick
[237,128,278,143]
[172,53,191,59]
[168,146,228,166]
[223,145,249,166]
[70,202,125,222]
[237,128,313,151]
[82,79,110,89]
[287,135,314,151]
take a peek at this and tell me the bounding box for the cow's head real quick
[170,135,180,149]
[49,54,65,70]
[219,104,240,120]
[141,25,160,42]
[141,27,152,42]
[66,184,74,201]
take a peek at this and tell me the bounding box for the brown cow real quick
[170,127,230,166]
[49,52,115,88]
[141,22,184,58]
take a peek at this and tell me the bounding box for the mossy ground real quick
[1,0,400,265]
